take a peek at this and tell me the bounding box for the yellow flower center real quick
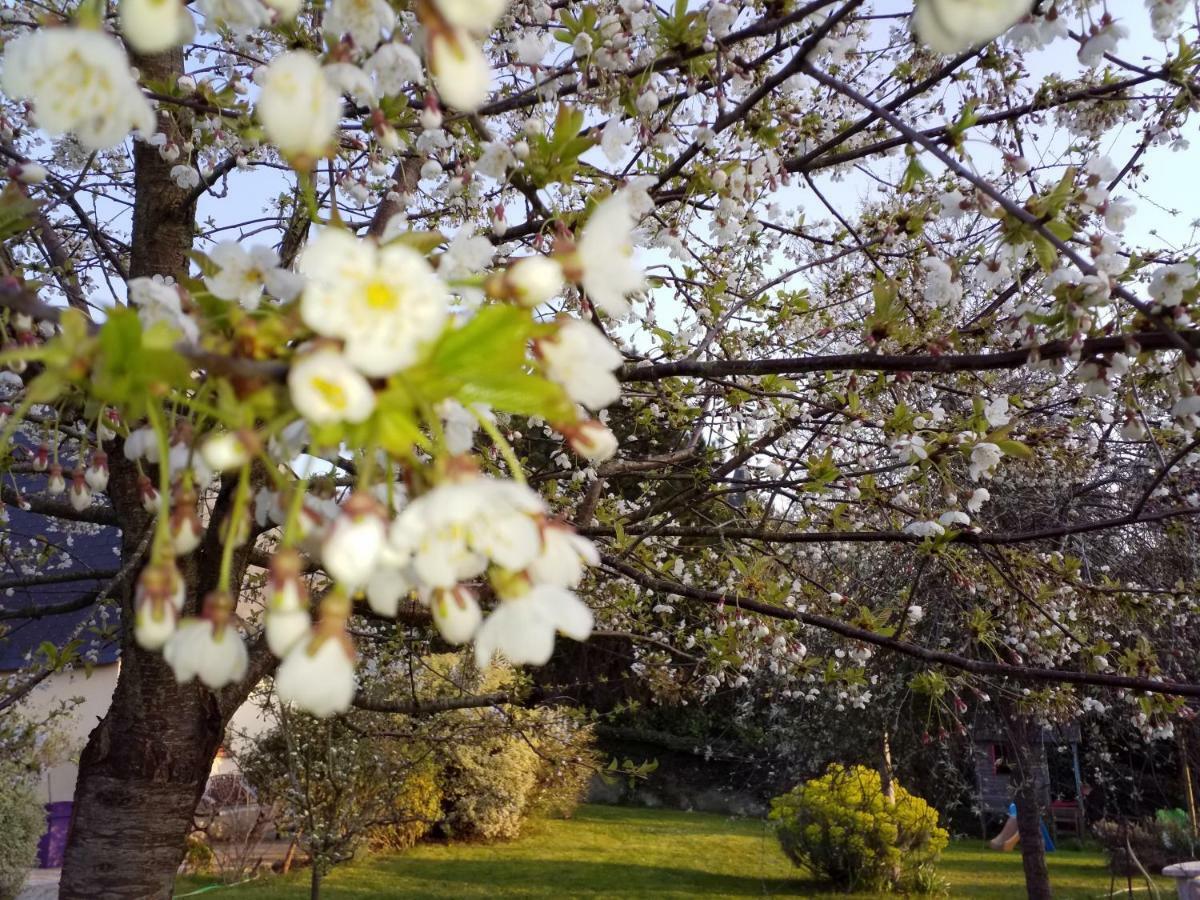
[311,376,347,410]
[364,280,396,310]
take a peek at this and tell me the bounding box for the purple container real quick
[36,801,72,868]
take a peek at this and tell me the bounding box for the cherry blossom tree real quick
[1,0,1200,897]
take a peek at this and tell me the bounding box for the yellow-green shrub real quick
[0,759,42,900]
[437,729,542,841]
[366,756,443,852]
[769,764,948,893]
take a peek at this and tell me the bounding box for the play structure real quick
[972,720,1084,848]
[988,802,1056,852]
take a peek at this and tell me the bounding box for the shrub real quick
[437,721,542,841]
[769,764,949,894]
[526,714,600,820]
[366,756,443,852]
[0,761,43,900]
[1094,811,1197,877]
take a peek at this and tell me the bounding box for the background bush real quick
[0,759,43,900]
[437,723,542,841]
[366,756,443,852]
[1094,809,1198,877]
[769,763,948,894]
[242,653,600,863]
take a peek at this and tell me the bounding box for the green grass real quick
[176,804,1173,899]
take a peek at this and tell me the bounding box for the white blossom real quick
[574,193,645,317]
[120,0,196,54]
[537,319,623,411]
[129,276,199,344]
[135,602,177,651]
[969,441,1003,481]
[432,0,509,33]
[1148,262,1197,308]
[474,583,593,667]
[257,51,342,162]
[205,242,303,309]
[1078,20,1129,68]
[706,2,739,38]
[430,585,483,643]
[504,256,564,307]
[984,396,1011,427]
[429,29,492,112]
[69,474,92,512]
[265,609,311,658]
[528,523,599,588]
[1,28,157,150]
[365,562,414,617]
[288,346,377,424]
[565,419,618,463]
[367,42,424,95]
[389,474,544,590]
[275,633,357,717]
[164,619,249,690]
[198,0,272,33]
[912,0,1033,53]
[325,0,395,50]
[322,493,387,590]
[967,487,991,513]
[600,117,635,164]
[903,520,945,538]
[299,229,449,376]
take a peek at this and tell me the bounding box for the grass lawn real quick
[175,804,1173,899]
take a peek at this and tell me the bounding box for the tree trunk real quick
[310,863,322,900]
[1006,710,1053,900]
[57,44,264,900]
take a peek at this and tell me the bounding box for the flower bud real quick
[32,444,49,472]
[164,593,248,690]
[499,256,564,307]
[563,419,618,464]
[46,463,65,495]
[69,470,92,512]
[133,561,186,649]
[170,487,204,555]
[85,451,109,492]
[274,623,357,717]
[430,584,482,644]
[200,431,251,473]
[138,474,161,514]
[321,492,386,589]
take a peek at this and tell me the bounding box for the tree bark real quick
[57,45,264,900]
[1006,711,1053,900]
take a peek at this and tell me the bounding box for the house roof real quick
[0,458,123,672]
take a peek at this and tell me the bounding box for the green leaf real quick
[408,304,570,422]
[993,438,1034,460]
[0,183,40,242]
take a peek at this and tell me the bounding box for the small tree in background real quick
[239,654,599,896]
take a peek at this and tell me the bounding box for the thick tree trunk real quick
[1006,711,1053,900]
[57,45,264,900]
[57,615,227,898]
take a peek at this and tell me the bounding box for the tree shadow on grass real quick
[366,857,822,898]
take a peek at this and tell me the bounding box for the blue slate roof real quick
[0,460,123,672]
